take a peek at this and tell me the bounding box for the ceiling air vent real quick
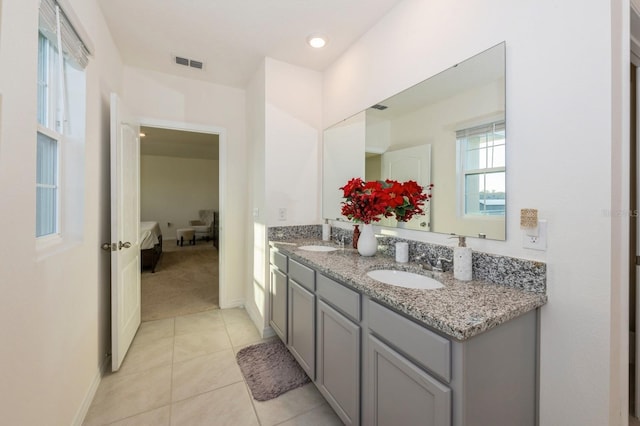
[174,55,204,70]
[371,104,388,110]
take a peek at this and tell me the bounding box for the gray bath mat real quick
[236,339,311,401]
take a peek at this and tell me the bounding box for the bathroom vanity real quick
[269,239,546,426]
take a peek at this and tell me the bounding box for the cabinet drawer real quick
[368,300,450,383]
[270,249,288,272]
[289,259,315,291]
[317,274,361,322]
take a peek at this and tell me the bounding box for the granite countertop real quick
[270,238,547,341]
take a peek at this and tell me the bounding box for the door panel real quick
[381,144,432,231]
[110,93,141,372]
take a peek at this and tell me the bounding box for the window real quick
[36,0,89,239]
[457,121,505,216]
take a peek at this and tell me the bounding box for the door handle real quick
[102,243,116,251]
[119,241,132,250]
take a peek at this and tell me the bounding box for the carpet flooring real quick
[236,340,311,401]
[141,240,218,321]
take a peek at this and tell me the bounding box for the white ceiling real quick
[140,126,219,160]
[97,0,404,88]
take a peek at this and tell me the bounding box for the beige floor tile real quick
[135,318,175,345]
[632,415,640,426]
[277,403,343,426]
[83,366,172,426]
[117,336,174,376]
[174,308,224,336]
[107,405,171,426]
[226,320,263,347]
[220,307,253,325]
[173,328,232,363]
[170,382,259,426]
[252,383,326,426]
[172,349,244,402]
[232,336,279,355]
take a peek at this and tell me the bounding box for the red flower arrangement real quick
[385,179,434,222]
[339,178,433,224]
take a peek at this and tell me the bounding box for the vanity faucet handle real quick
[434,257,452,272]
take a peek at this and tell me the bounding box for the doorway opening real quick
[138,123,223,321]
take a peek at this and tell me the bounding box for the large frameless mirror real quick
[323,42,506,240]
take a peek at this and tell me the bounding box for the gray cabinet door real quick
[269,266,287,343]
[366,334,451,426]
[316,300,360,426]
[288,279,315,379]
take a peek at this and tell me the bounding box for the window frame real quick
[36,32,63,239]
[456,121,506,219]
[36,0,89,248]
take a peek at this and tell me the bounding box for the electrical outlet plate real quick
[278,208,287,221]
[523,219,547,250]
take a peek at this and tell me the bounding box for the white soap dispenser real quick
[322,219,331,241]
[452,235,472,281]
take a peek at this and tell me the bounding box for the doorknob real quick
[102,243,116,251]
[119,241,132,250]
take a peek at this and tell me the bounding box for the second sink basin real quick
[367,269,444,290]
[298,245,338,252]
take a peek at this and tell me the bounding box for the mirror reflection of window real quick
[457,121,505,216]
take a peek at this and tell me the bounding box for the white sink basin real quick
[367,269,444,290]
[298,245,338,252]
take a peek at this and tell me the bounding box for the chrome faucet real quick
[413,253,434,270]
[433,257,452,272]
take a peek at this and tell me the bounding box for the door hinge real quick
[636,255,640,266]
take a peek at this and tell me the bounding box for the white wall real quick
[246,60,268,333]
[323,0,623,425]
[246,58,323,334]
[122,65,247,308]
[141,155,219,239]
[0,0,123,424]
[265,58,323,226]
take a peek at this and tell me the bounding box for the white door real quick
[110,93,141,372]
[381,144,432,231]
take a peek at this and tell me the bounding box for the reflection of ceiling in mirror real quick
[366,43,504,121]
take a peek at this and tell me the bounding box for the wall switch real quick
[253,208,259,219]
[278,208,287,221]
[523,219,547,250]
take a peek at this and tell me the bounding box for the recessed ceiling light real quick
[139,132,146,137]
[307,35,327,49]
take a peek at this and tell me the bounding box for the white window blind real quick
[38,0,89,69]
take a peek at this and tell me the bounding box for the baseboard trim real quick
[244,300,275,338]
[72,355,110,426]
[220,298,245,309]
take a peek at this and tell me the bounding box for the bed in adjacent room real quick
[140,221,162,273]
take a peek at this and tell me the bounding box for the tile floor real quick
[83,308,342,425]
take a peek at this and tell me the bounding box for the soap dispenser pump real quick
[451,235,472,281]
